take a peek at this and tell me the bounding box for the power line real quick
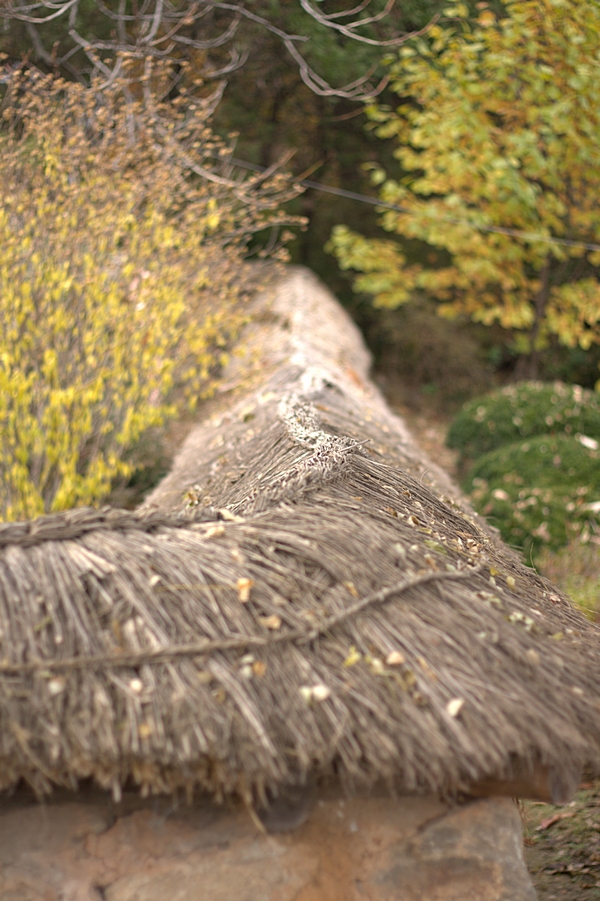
[229,157,600,254]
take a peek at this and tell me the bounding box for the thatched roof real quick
[1,268,599,805]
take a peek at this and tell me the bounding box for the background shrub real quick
[464,433,600,558]
[0,71,291,521]
[447,381,600,471]
[450,380,600,601]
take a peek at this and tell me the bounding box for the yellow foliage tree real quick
[329,0,600,378]
[0,70,290,521]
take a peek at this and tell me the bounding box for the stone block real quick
[0,791,537,901]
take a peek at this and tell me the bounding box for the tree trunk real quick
[516,257,551,380]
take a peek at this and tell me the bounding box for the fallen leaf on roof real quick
[343,646,362,667]
[260,615,282,630]
[236,577,254,602]
[446,698,465,717]
[300,684,331,704]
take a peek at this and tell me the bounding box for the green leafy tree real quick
[329,0,600,378]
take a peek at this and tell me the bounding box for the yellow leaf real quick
[417,657,437,680]
[236,577,254,603]
[368,656,385,675]
[260,614,282,631]
[343,645,362,667]
[343,581,359,598]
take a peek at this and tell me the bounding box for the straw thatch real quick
[0,268,599,807]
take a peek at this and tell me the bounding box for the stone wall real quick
[0,788,536,900]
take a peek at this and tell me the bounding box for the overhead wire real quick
[228,156,600,254]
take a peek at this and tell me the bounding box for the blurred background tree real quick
[6,1,597,398]
[329,0,600,381]
[0,0,443,296]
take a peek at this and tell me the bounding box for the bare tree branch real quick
[298,0,439,46]
[212,1,387,99]
[0,0,431,101]
[164,17,242,51]
[202,48,248,80]
[323,1,374,22]
[25,20,54,65]
[2,0,79,25]
[143,0,164,44]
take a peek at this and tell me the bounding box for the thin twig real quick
[0,567,480,674]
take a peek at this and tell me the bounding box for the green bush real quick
[464,434,600,557]
[447,381,600,470]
